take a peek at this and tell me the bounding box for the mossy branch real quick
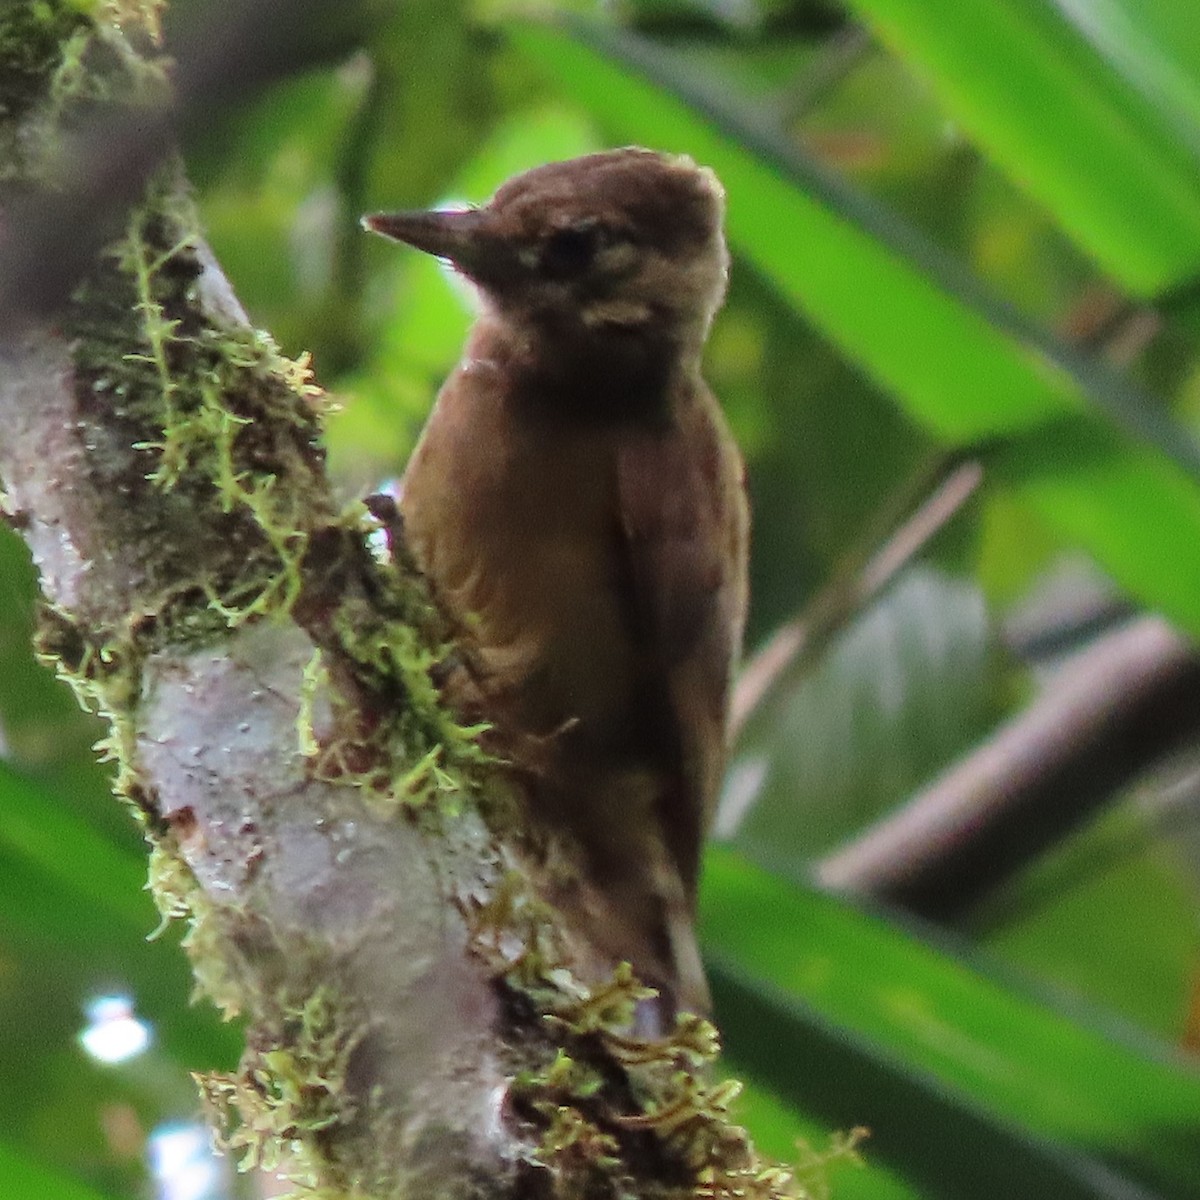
[0,4,816,1198]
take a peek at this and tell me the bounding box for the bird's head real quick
[364,148,729,350]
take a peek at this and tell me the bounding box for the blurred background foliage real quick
[4,0,1200,1197]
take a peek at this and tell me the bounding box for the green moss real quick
[792,1130,868,1200]
[117,184,325,624]
[530,1106,624,1191]
[0,1,91,127]
[33,605,154,829]
[117,195,325,623]
[494,949,810,1199]
[296,520,493,817]
[0,0,169,181]
[198,986,361,1184]
[66,166,332,637]
[147,838,247,1018]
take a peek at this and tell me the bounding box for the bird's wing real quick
[615,381,748,896]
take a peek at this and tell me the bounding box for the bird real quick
[363,148,748,1021]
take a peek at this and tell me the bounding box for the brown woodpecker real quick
[364,148,748,1018]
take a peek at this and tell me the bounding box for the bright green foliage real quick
[845,0,1200,294]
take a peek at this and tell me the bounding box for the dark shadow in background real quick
[0,0,366,330]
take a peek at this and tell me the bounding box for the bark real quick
[0,4,797,1198]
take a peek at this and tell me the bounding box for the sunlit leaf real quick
[845,0,1200,294]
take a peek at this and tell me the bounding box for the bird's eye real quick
[540,224,601,278]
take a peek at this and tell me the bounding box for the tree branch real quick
[814,616,1200,918]
[0,4,800,1197]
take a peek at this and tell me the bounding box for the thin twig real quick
[776,24,874,126]
[729,455,983,739]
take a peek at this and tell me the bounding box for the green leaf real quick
[0,762,241,1073]
[0,1141,114,1200]
[971,800,1200,1040]
[1052,0,1200,153]
[507,19,1200,638]
[0,760,149,929]
[712,959,1170,1200]
[725,567,1000,855]
[845,0,1200,294]
[0,528,118,838]
[700,847,1200,1198]
[994,415,1200,618]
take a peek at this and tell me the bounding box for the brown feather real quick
[372,149,748,1017]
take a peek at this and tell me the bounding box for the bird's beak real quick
[362,208,507,282]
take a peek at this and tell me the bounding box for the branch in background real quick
[0,0,360,332]
[777,23,873,126]
[729,454,983,740]
[731,247,1194,918]
[814,616,1200,919]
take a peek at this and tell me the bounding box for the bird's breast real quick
[400,377,643,747]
